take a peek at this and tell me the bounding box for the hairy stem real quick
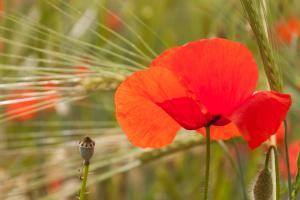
[265,146,280,200]
[79,163,90,200]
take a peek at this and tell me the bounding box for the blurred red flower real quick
[5,90,40,121]
[275,122,285,145]
[280,141,300,178]
[0,0,4,13]
[105,12,122,31]
[5,83,60,121]
[47,179,62,193]
[74,65,91,75]
[42,82,60,109]
[115,38,291,149]
[276,17,300,43]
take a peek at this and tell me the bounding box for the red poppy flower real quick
[279,141,300,178]
[276,17,300,43]
[115,38,292,149]
[5,90,40,121]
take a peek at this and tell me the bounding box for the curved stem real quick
[284,120,292,199]
[265,146,280,200]
[274,148,280,200]
[204,126,211,200]
[79,163,90,200]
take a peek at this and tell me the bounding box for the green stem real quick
[265,146,280,200]
[204,126,211,200]
[233,142,248,200]
[284,120,292,199]
[79,163,90,200]
[218,141,248,200]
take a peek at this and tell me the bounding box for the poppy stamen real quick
[205,115,221,127]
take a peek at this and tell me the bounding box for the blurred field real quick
[0,0,300,199]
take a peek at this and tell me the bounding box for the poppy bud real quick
[79,136,95,165]
[253,168,273,200]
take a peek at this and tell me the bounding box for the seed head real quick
[79,136,95,165]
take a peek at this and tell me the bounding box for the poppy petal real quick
[135,67,210,129]
[150,46,180,68]
[151,38,258,116]
[197,122,241,140]
[158,97,210,130]
[115,67,207,148]
[230,91,292,149]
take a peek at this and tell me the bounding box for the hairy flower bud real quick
[253,168,273,200]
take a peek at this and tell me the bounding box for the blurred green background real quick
[0,0,299,199]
